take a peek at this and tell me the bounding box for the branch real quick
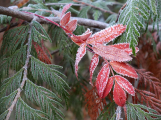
[5,18,33,120]
[0,6,160,33]
[0,6,109,30]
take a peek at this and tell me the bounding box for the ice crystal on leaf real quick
[96,63,110,98]
[111,43,139,55]
[60,12,71,26]
[113,81,126,107]
[75,43,86,78]
[93,44,132,62]
[102,76,114,98]
[115,75,135,96]
[110,61,138,79]
[86,24,126,45]
[89,54,99,86]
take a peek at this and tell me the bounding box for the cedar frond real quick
[0,15,12,24]
[16,97,48,120]
[0,69,23,98]
[32,21,52,43]
[84,86,106,120]
[33,41,51,64]
[25,80,64,119]
[31,56,69,98]
[118,0,150,54]
[126,102,161,119]
[134,88,161,114]
[136,69,161,99]
[0,90,17,114]
[0,25,29,56]
[0,46,27,80]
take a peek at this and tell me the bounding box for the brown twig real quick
[5,17,33,120]
[51,43,73,55]
[0,21,28,32]
[0,6,110,32]
[115,3,127,23]
[73,0,116,14]
[51,49,59,55]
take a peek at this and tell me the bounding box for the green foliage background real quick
[0,0,161,120]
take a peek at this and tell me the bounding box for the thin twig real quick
[115,3,127,23]
[5,18,33,120]
[45,3,83,6]
[73,0,116,14]
[51,43,73,55]
[51,49,59,55]
[0,21,28,32]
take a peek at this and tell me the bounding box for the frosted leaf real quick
[60,12,71,26]
[110,61,138,79]
[102,76,114,98]
[71,28,92,46]
[115,75,135,96]
[75,43,86,78]
[86,24,126,45]
[93,44,132,62]
[110,43,139,55]
[96,63,110,98]
[61,4,72,18]
[65,19,77,33]
[89,54,99,86]
[113,81,126,107]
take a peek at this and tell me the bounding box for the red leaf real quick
[102,77,114,98]
[75,43,86,78]
[93,44,132,62]
[86,24,126,45]
[65,19,77,32]
[111,43,139,55]
[89,54,99,85]
[115,75,135,96]
[96,63,110,98]
[113,81,126,107]
[60,12,71,26]
[110,61,138,79]
[61,4,72,18]
[71,29,92,46]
